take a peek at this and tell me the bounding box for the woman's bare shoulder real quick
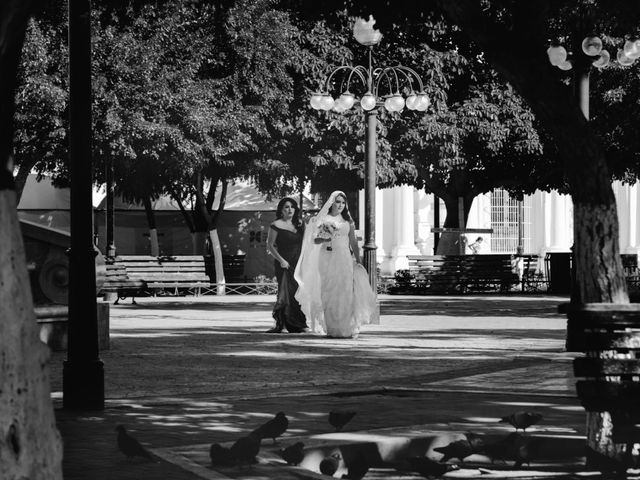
[270,219,285,230]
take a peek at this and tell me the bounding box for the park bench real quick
[462,254,520,292]
[622,253,640,291]
[406,255,464,293]
[518,254,548,292]
[206,254,247,283]
[405,254,520,294]
[561,303,640,470]
[101,262,146,304]
[106,255,212,301]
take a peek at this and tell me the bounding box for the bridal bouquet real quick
[316,220,338,240]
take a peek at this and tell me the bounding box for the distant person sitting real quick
[469,237,483,254]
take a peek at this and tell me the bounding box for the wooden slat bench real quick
[518,254,548,292]
[406,255,464,293]
[206,254,247,283]
[561,303,640,471]
[463,254,520,293]
[622,253,640,291]
[107,255,212,301]
[404,254,520,294]
[101,263,146,304]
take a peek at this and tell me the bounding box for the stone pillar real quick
[614,181,640,255]
[414,189,432,254]
[390,185,420,270]
[375,188,389,273]
[530,191,546,257]
[546,190,573,252]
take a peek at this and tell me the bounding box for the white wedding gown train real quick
[296,217,377,338]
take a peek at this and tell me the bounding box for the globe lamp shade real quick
[581,36,602,56]
[557,60,572,71]
[617,49,636,66]
[360,92,377,111]
[592,50,610,69]
[338,92,356,110]
[415,94,430,112]
[332,103,346,113]
[384,94,405,112]
[547,45,567,66]
[623,39,640,60]
[310,93,324,110]
[319,94,335,110]
[405,94,419,110]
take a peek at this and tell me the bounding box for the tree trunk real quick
[194,174,228,291]
[142,197,159,256]
[1,186,64,479]
[570,150,629,469]
[208,229,225,295]
[148,229,159,256]
[436,194,474,255]
[1,2,64,477]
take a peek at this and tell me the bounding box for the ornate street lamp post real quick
[547,36,639,119]
[65,0,104,410]
[310,16,429,290]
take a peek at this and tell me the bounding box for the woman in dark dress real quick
[265,197,308,333]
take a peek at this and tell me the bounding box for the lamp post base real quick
[63,360,105,410]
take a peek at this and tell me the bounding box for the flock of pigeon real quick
[115,409,545,478]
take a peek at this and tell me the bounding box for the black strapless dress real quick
[271,225,308,332]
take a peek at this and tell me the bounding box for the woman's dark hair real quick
[332,192,353,222]
[276,197,301,226]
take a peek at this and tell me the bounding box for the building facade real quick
[359,181,640,275]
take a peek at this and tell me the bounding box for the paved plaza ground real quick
[50,294,603,479]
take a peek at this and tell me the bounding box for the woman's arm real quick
[266,226,290,268]
[348,222,361,263]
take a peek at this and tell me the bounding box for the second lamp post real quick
[310,16,429,291]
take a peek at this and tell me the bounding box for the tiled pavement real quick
[51,294,604,479]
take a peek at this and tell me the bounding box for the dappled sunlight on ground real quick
[55,294,610,479]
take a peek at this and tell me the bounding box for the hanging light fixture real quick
[548,36,638,71]
[309,16,429,115]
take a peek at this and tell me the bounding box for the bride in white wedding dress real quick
[294,191,377,338]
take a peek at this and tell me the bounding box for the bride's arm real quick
[348,222,361,263]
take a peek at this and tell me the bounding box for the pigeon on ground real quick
[499,411,543,431]
[252,411,289,444]
[209,443,235,467]
[230,432,261,467]
[406,456,459,478]
[433,438,473,462]
[329,410,357,432]
[465,432,485,453]
[115,425,153,460]
[279,441,305,466]
[319,453,341,475]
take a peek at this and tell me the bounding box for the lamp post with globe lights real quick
[547,36,639,120]
[310,16,429,290]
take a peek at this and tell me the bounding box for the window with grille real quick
[490,189,532,253]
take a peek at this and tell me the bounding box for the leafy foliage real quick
[14,17,68,194]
